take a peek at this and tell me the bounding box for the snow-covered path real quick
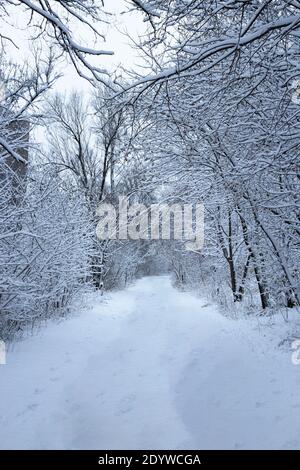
[1,276,300,449]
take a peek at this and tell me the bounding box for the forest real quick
[0,0,300,453]
[1,0,299,340]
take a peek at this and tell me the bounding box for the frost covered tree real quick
[119,0,300,311]
[0,58,93,340]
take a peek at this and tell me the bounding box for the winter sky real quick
[4,0,145,94]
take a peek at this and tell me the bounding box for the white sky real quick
[1,0,147,147]
[2,0,146,95]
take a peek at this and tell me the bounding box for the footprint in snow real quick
[275,415,284,422]
[118,394,136,414]
[255,401,266,408]
[50,376,61,382]
[234,442,244,449]
[27,403,39,411]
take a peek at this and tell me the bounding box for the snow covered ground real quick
[1,275,300,450]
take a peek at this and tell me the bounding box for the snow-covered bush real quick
[0,168,93,340]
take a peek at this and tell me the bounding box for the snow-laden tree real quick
[117,0,300,311]
[0,164,93,340]
[1,0,115,84]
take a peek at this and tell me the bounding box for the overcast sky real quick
[1,0,147,147]
[3,0,146,95]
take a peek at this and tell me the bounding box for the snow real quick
[20,0,114,56]
[1,275,300,450]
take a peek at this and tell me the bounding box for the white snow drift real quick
[0,276,300,449]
